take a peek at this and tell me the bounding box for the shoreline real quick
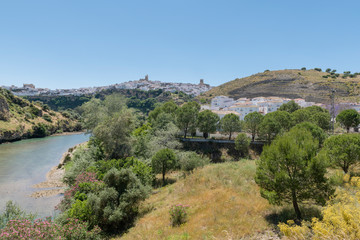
[30,141,87,198]
[0,130,87,145]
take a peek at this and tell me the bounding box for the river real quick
[0,133,89,217]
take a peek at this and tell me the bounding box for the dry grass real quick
[198,69,360,103]
[117,161,275,240]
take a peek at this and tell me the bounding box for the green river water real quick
[0,133,89,217]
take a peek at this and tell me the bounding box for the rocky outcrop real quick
[0,96,10,121]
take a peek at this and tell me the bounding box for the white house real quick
[211,96,235,110]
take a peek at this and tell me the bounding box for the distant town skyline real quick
[1,1,360,89]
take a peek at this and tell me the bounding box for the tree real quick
[176,102,200,138]
[93,108,135,159]
[197,110,220,139]
[256,128,333,219]
[148,101,178,124]
[291,122,326,145]
[244,112,264,141]
[336,109,360,133]
[235,133,250,157]
[151,148,177,185]
[260,111,292,142]
[322,134,360,173]
[292,109,312,125]
[87,168,150,233]
[278,100,301,113]
[220,113,242,140]
[292,106,331,130]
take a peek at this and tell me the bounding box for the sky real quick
[0,0,360,89]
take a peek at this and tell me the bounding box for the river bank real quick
[0,130,86,145]
[30,141,87,198]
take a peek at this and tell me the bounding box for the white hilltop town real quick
[205,95,360,120]
[1,75,212,97]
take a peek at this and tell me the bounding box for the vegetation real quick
[256,127,334,219]
[322,134,360,173]
[278,100,301,113]
[196,109,219,139]
[244,111,264,141]
[151,148,177,185]
[176,101,200,138]
[0,87,80,143]
[197,69,360,103]
[219,113,242,140]
[235,133,250,157]
[336,109,360,132]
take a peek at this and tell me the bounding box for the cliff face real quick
[0,88,80,143]
[199,69,360,104]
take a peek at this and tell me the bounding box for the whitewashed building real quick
[211,96,235,110]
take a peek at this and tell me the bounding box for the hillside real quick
[118,161,280,240]
[0,88,80,143]
[199,69,360,103]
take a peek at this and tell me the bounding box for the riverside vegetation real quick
[1,94,360,239]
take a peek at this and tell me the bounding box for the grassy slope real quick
[198,69,360,103]
[0,87,77,135]
[117,161,276,240]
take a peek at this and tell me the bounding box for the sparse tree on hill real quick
[151,148,177,185]
[336,109,360,133]
[197,110,220,139]
[256,128,333,219]
[244,112,264,141]
[322,134,360,173]
[220,113,242,140]
[176,102,200,138]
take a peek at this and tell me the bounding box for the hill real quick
[117,161,280,240]
[198,69,360,103]
[0,88,80,143]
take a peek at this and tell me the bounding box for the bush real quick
[0,201,36,230]
[169,204,189,226]
[301,67,306,70]
[178,151,210,172]
[314,68,322,72]
[0,218,101,240]
[42,114,52,122]
[235,133,250,157]
[31,123,49,137]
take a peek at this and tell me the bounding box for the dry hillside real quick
[199,69,360,103]
[0,87,80,143]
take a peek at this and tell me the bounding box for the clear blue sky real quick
[1,0,359,89]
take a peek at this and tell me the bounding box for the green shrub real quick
[0,201,36,230]
[178,151,210,172]
[32,123,49,137]
[42,114,52,122]
[314,68,322,72]
[169,204,189,226]
[301,67,306,70]
[235,133,251,157]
